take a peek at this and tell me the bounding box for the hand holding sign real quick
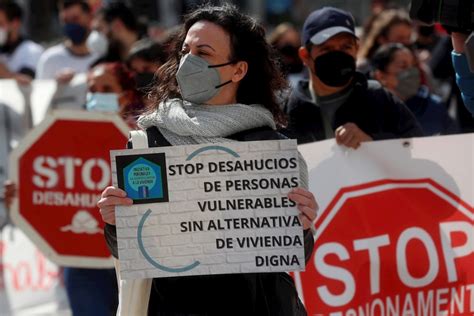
[97,186,133,225]
[335,122,373,149]
[288,187,318,230]
[2,179,16,210]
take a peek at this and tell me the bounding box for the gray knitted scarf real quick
[138,98,308,188]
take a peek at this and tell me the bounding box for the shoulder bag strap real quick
[115,129,153,316]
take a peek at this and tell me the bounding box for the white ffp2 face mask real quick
[0,28,8,46]
[86,92,119,112]
[86,30,108,57]
[176,54,234,104]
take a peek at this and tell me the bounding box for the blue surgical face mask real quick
[86,92,119,112]
[64,23,88,45]
[176,54,234,104]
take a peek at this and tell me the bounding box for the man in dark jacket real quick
[284,7,423,146]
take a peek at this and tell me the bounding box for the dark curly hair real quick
[149,4,288,127]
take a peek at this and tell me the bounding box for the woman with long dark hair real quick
[98,4,317,315]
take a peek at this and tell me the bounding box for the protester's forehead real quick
[93,14,108,32]
[385,23,413,42]
[88,69,122,91]
[91,65,107,77]
[129,57,159,73]
[184,20,231,53]
[90,66,116,82]
[0,10,8,25]
[390,49,415,67]
[279,28,301,46]
[61,4,88,19]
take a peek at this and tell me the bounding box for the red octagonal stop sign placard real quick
[10,111,129,268]
[299,179,473,316]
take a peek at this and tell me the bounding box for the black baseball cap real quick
[302,7,356,46]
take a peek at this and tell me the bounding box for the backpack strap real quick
[129,130,148,149]
[115,129,152,316]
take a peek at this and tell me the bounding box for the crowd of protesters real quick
[1,0,473,132]
[1,0,474,315]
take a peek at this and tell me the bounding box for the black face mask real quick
[279,44,304,74]
[314,51,356,87]
[135,72,155,91]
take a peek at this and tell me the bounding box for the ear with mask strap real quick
[215,79,232,88]
[210,60,237,88]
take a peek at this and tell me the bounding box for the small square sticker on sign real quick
[115,153,169,204]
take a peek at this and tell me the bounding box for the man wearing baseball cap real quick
[283,7,422,146]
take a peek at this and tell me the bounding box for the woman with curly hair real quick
[98,4,317,316]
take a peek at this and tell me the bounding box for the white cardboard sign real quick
[0,225,70,316]
[294,133,474,315]
[111,140,305,279]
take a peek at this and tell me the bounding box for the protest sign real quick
[295,134,474,316]
[0,225,70,315]
[29,79,58,126]
[10,110,129,268]
[111,140,305,279]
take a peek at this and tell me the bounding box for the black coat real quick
[104,126,313,316]
[283,73,424,144]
